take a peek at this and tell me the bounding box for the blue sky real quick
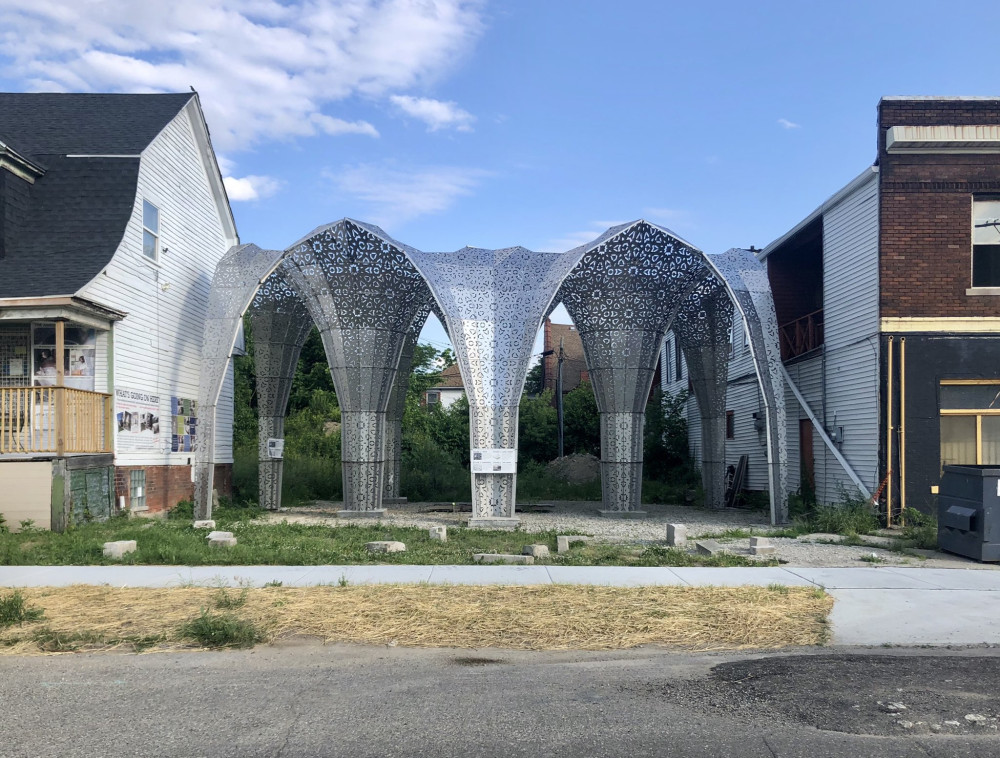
[2,0,1000,351]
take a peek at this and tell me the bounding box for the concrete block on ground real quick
[473,553,534,565]
[366,541,406,554]
[557,535,592,553]
[206,531,234,541]
[749,536,771,548]
[666,524,687,547]
[695,540,725,556]
[522,544,550,558]
[428,526,447,542]
[193,520,216,530]
[751,545,778,556]
[103,540,137,559]
[208,537,237,548]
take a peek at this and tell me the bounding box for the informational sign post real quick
[470,448,517,474]
[267,438,285,459]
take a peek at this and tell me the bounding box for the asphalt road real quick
[2,643,999,757]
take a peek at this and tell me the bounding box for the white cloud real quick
[777,118,800,129]
[0,0,484,151]
[328,162,490,225]
[223,174,283,202]
[547,220,629,252]
[389,94,474,131]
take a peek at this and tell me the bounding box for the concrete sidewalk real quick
[2,564,998,646]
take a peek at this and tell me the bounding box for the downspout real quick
[886,336,894,522]
[899,337,906,527]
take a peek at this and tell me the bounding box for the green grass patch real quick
[180,609,264,649]
[0,590,44,627]
[0,507,780,568]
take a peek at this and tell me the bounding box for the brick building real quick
[665,96,1000,516]
[540,320,589,395]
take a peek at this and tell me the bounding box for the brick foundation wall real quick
[114,463,233,515]
[878,99,1000,318]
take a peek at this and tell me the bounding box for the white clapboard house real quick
[0,92,237,530]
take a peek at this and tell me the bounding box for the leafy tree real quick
[518,389,557,463]
[562,381,600,456]
[288,328,337,413]
[523,362,544,396]
[644,388,691,481]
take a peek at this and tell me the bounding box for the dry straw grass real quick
[0,584,832,655]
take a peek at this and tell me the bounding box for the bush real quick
[795,490,880,536]
[902,507,938,550]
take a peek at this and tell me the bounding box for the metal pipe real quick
[899,337,906,526]
[886,336,894,526]
[557,337,565,458]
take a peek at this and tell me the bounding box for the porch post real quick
[55,319,65,456]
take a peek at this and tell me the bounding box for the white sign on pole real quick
[471,448,517,474]
[267,438,285,459]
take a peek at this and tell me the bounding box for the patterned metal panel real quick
[194,243,286,519]
[282,219,434,513]
[559,221,712,513]
[409,246,584,520]
[673,274,734,509]
[705,248,789,523]
[250,264,314,511]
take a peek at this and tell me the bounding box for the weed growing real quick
[180,609,264,649]
[0,590,44,627]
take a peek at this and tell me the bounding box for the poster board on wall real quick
[170,396,198,453]
[471,448,517,474]
[115,388,161,452]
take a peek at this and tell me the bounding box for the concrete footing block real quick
[382,497,408,505]
[557,535,592,553]
[206,531,234,541]
[695,540,724,556]
[666,524,687,547]
[597,510,648,519]
[103,540,137,559]
[366,541,406,553]
[428,526,447,542]
[473,553,534,565]
[193,520,216,530]
[338,509,387,519]
[522,544,550,558]
[209,537,237,548]
[467,518,521,530]
[749,536,777,556]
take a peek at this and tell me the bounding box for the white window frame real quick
[142,199,160,264]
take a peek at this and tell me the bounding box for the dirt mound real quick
[546,454,601,484]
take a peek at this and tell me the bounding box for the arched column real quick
[705,248,789,523]
[559,221,711,516]
[672,276,733,510]
[409,246,583,527]
[249,265,313,511]
[194,243,286,520]
[282,219,433,516]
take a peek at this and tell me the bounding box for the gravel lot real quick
[261,500,1000,570]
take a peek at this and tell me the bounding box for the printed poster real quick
[471,448,517,474]
[170,396,198,453]
[115,388,161,451]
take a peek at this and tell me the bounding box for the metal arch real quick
[704,248,789,524]
[558,220,713,513]
[672,275,734,510]
[382,299,434,502]
[408,246,585,524]
[281,219,434,514]
[249,264,314,511]
[194,242,287,520]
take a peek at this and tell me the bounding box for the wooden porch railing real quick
[0,387,112,455]
[779,309,824,360]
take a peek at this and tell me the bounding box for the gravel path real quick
[259,500,999,570]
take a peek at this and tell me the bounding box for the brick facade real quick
[878,98,1000,317]
[114,463,232,515]
[541,319,589,394]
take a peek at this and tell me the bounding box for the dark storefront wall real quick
[884,334,1000,514]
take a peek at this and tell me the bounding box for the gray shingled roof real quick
[0,92,195,298]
